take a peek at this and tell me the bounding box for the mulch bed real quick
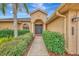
[48,52,79,56]
[48,52,62,56]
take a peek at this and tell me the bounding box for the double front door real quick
[35,24,43,34]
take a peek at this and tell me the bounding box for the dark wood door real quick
[35,24,43,34]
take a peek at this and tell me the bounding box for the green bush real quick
[0,29,30,38]
[42,31,65,55]
[0,37,14,44]
[18,29,30,36]
[0,33,33,56]
[0,29,13,37]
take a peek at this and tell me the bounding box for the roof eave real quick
[30,9,48,15]
[0,18,31,22]
[46,3,66,24]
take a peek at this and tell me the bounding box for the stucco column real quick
[20,23,23,30]
[31,22,34,34]
[43,23,46,31]
[67,13,72,54]
[77,12,79,54]
[64,17,67,50]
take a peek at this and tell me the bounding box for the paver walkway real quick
[27,35,48,56]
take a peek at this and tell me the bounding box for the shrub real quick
[0,37,14,44]
[0,29,13,37]
[0,29,30,38]
[18,29,30,36]
[0,33,33,56]
[42,31,65,55]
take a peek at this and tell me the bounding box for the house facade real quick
[0,9,47,34]
[0,3,79,55]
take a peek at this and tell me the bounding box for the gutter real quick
[56,11,66,17]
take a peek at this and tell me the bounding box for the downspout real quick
[56,11,67,50]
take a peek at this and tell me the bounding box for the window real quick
[23,24,29,30]
[72,27,74,35]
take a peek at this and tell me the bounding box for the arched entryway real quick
[34,20,43,34]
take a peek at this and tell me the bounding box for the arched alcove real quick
[34,19,43,34]
[34,19,44,24]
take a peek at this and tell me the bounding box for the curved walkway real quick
[27,35,48,56]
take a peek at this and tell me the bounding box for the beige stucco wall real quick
[0,21,31,32]
[31,11,47,23]
[47,17,64,34]
[0,22,14,30]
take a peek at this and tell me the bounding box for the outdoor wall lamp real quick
[72,17,79,22]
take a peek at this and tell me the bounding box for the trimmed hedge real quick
[0,33,33,56]
[0,29,13,37]
[0,29,30,38]
[42,31,65,55]
[18,29,29,36]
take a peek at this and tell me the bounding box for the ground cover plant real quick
[42,31,65,55]
[0,33,33,56]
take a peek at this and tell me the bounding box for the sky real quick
[0,3,60,19]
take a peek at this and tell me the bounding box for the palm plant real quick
[0,3,29,37]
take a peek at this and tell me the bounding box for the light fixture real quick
[72,17,79,22]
